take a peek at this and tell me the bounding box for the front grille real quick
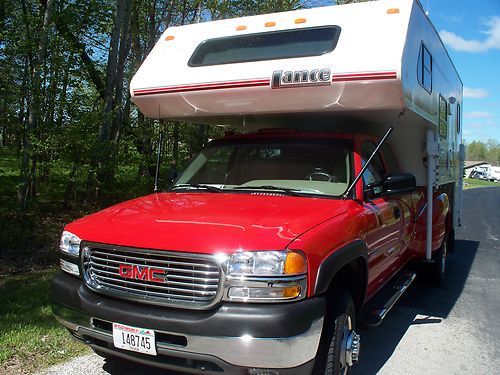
[82,243,222,309]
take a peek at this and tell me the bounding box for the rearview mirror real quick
[365,173,416,198]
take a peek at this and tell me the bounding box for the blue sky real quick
[426,0,500,143]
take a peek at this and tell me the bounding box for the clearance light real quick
[295,17,307,24]
[265,21,276,27]
[165,35,175,41]
[236,25,247,31]
[387,8,400,14]
[284,251,308,275]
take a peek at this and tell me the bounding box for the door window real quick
[361,142,386,190]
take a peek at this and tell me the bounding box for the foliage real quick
[466,139,500,165]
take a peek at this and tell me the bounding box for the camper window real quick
[417,44,432,93]
[439,95,448,138]
[188,26,341,67]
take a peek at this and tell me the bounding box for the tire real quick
[426,238,447,286]
[313,290,360,375]
[447,228,455,253]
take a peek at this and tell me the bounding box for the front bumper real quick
[51,272,325,374]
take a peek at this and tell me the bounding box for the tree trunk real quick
[18,0,54,207]
[88,0,126,201]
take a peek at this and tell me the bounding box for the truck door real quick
[359,141,407,295]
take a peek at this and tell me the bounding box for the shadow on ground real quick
[353,239,479,374]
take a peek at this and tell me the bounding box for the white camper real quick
[131,0,463,245]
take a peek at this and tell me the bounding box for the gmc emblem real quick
[119,264,167,283]
[271,68,331,89]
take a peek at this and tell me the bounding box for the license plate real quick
[112,322,157,356]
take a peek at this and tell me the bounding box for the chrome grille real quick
[82,243,222,309]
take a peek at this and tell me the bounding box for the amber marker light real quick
[387,8,400,14]
[236,25,247,31]
[265,21,276,27]
[282,285,302,299]
[295,18,307,24]
[284,251,307,275]
[165,35,175,41]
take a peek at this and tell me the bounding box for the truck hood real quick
[66,192,348,254]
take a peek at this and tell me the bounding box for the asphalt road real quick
[40,187,500,375]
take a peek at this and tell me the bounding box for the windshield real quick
[172,138,352,198]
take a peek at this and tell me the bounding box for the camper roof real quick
[131,0,461,134]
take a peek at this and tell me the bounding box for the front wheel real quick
[313,290,360,375]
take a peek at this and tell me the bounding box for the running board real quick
[362,271,416,327]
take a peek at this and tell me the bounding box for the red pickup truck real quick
[52,130,450,374]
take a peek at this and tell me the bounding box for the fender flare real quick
[314,240,369,296]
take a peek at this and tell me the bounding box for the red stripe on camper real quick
[134,79,270,96]
[332,71,397,82]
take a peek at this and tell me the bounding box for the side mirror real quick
[366,173,416,198]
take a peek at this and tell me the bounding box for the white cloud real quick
[464,111,492,119]
[440,16,500,52]
[463,87,489,99]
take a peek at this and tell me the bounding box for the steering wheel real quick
[304,168,337,182]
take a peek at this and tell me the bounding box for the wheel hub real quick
[345,330,361,366]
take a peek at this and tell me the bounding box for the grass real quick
[0,149,152,373]
[0,268,89,374]
[463,178,500,189]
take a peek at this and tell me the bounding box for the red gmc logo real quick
[119,264,167,283]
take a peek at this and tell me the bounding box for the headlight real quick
[228,250,307,276]
[59,231,81,257]
[224,250,308,303]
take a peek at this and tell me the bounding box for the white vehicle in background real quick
[470,165,489,180]
[470,164,500,182]
[487,166,500,182]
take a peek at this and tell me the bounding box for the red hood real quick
[66,192,348,254]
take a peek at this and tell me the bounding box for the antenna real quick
[154,127,164,193]
[343,127,394,199]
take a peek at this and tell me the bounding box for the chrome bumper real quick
[56,312,323,369]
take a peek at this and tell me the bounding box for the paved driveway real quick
[40,187,500,375]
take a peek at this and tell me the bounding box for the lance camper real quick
[52,0,463,374]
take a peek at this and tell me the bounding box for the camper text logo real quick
[271,68,331,89]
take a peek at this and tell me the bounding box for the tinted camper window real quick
[417,44,432,92]
[188,26,341,67]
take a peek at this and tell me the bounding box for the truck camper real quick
[52,1,464,374]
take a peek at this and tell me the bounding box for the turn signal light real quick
[295,18,307,24]
[282,285,301,298]
[284,251,307,275]
[236,25,247,31]
[165,35,175,41]
[265,21,276,27]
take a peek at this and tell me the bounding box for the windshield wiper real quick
[233,185,307,197]
[170,183,223,193]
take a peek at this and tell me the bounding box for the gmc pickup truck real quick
[52,130,450,374]
[52,1,463,374]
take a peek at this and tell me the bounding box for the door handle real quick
[394,207,401,219]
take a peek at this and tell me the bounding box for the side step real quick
[361,271,416,327]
